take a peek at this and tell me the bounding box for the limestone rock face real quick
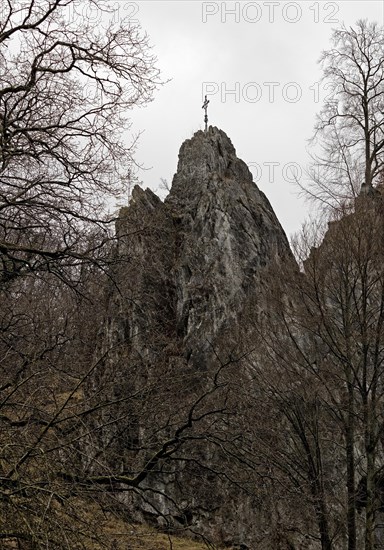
[113,127,291,364]
[101,126,293,547]
[164,127,291,365]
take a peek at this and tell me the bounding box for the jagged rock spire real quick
[105,127,294,547]
[115,126,292,366]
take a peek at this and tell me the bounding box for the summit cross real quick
[202,95,209,132]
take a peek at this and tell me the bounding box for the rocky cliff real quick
[114,126,291,364]
[98,126,294,547]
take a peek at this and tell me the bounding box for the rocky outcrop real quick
[98,126,294,547]
[113,127,291,366]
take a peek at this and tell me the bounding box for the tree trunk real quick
[346,382,357,550]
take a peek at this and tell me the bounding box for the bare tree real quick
[0,211,258,548]
[0,0,160,286]
[257,193,384,550]
[306,20,384,212]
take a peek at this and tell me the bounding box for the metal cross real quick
[202,95,209,132]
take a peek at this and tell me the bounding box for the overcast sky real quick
[125,1,384,239]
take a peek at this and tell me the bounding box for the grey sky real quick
[126,1,384,239]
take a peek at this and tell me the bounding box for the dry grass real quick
[2,504,223,550]
[67,497,224,550]
[102,523,219,549]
